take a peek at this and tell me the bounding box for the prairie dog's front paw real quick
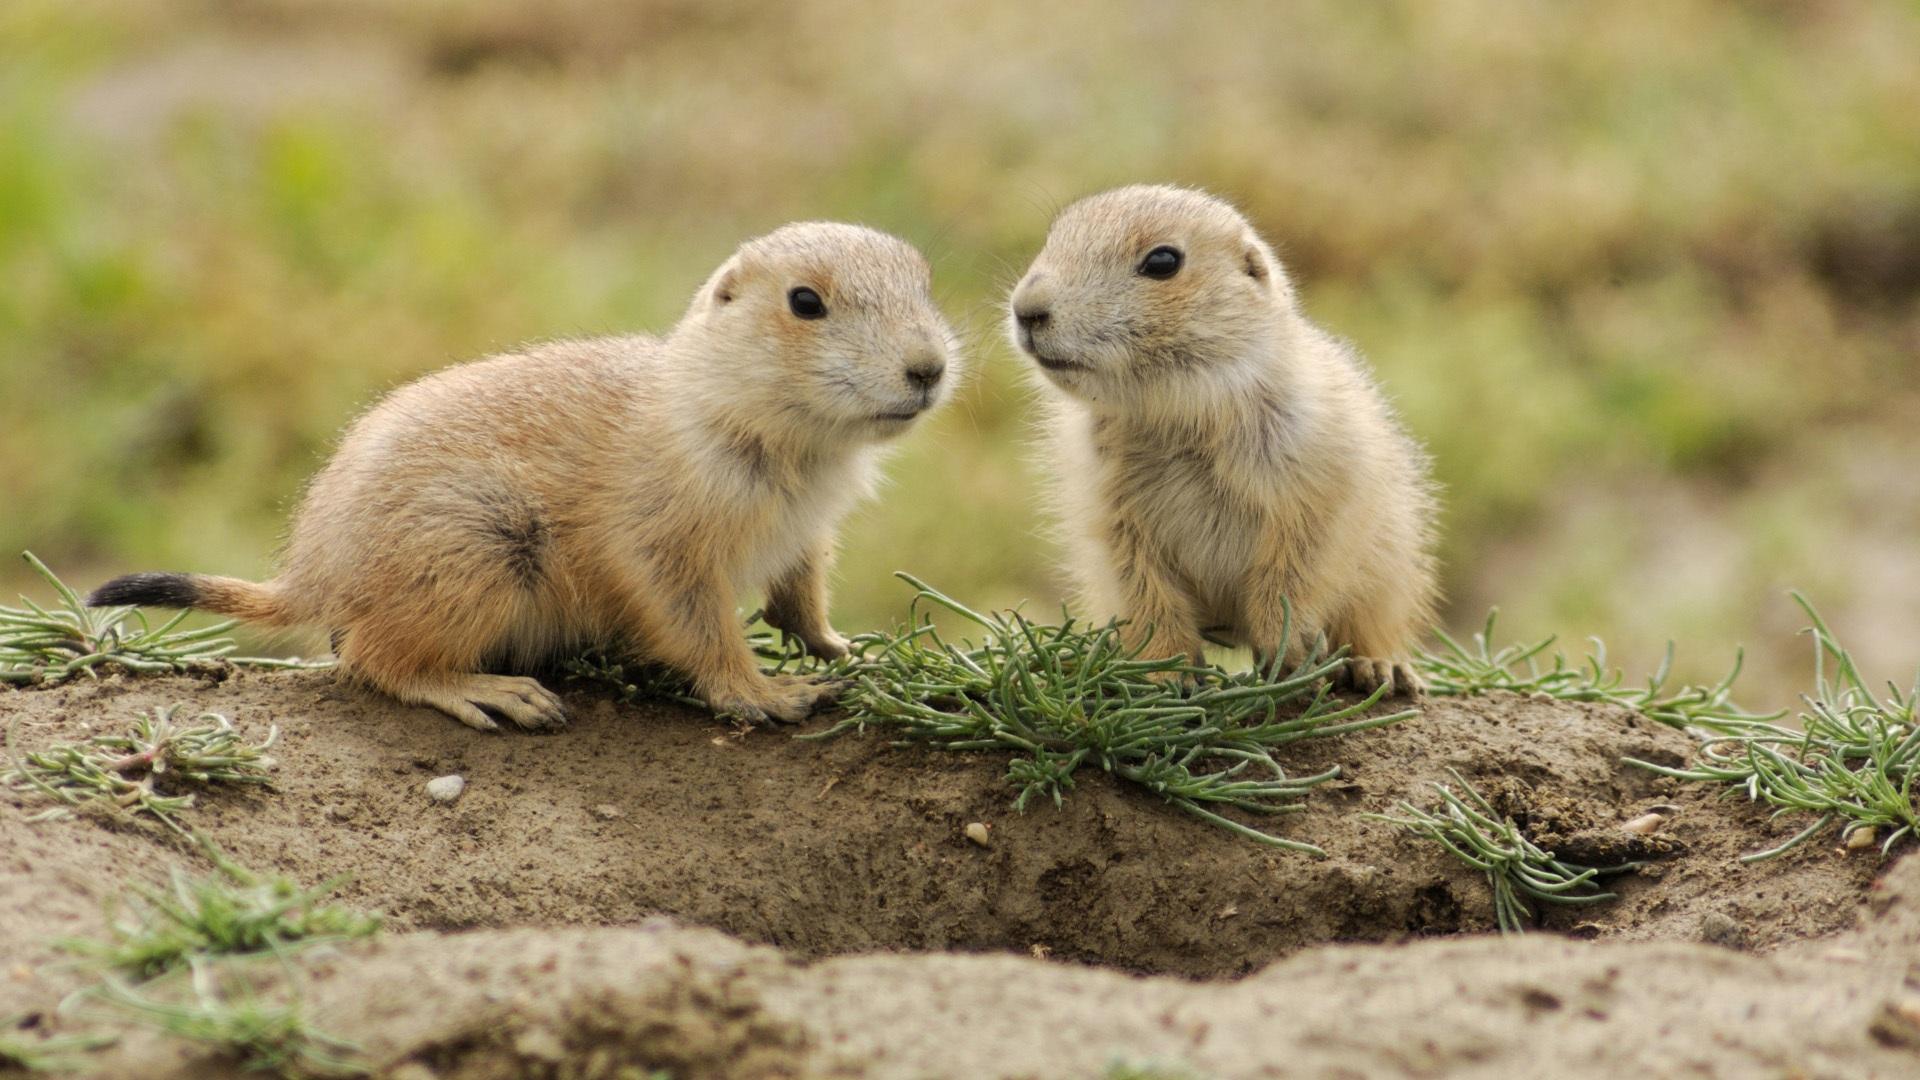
[763,604,849,660]
[1343,656,1427,697]
[707,673,833,726]
[800,629,851,661]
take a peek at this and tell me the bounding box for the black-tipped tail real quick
[87,572,202,610]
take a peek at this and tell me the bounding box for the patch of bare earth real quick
[1,670,1909,1078]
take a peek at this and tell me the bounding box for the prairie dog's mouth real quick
[873,409,922,423]
[1017,325,1089,373]
[1030,352,1088,373]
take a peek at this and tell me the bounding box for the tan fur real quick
[1009,185,1438,694]
[120,222,958,730]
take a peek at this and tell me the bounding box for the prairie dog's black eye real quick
[788,287,827,319]
[1139,246,1183,280]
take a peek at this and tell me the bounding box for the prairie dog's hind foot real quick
[1340,656,1427,698]
[399,674,569,732]
[707,673,837,727]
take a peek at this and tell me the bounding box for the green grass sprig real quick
[1415,608,1776,731]
[0,1018,116,1074]
[1369,769,1637,933]
[1,552,328,685]
[806,574,1415,855]
[62,862,381,980]
[1625,594,1919,861]
[90,966,364,1079]
[3,705,277,836]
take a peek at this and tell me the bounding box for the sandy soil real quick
[1,668,1909,1078]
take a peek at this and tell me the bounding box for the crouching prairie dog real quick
[1009,185,1437,694]
[90,222,959,730]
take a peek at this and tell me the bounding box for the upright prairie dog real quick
[1009,185,1437,693]
[90,222,959,729]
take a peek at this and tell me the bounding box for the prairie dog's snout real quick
[1009,278,1053,353]
[903,354,945,392]
[892,348,947,419]
[1008,273,1088,376]
[1010,276,1050,330]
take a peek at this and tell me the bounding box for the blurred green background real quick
[3,0,1916,705]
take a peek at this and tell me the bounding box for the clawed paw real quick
[800,631,851,661]
[422,674,569,732]
[708,673,834,726]
[1340,656,1427,698]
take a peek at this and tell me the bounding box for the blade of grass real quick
[1414,608,1775,732]
[1368,769,1640,933]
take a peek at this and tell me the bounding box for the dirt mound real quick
[19,884,1920,1079]
[0,669,1903,1078]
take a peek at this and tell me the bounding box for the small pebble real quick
[1699,910,1748,949]
[426,774,466,803]
[592,804,624,820]
[965,822,992,848]
[512,1027,567,1063]
[324,804,357,823]
[1847,827,1878,851]
[1620,811,1667,836]
[1871,997,1920,1048]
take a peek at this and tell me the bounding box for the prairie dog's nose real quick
[1012,275,1052,330]
[905,358,945,392]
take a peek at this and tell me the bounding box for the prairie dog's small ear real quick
[708,257,742,307]
[1242,236,1274,282]
[1242,234,1294,305]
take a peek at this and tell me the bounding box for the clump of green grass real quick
[806,574,1415,855]
[3,705,276,836]
[1369,769,1638,934]
[46,848,379,1075]
[91,968,364,1079]
[562,650,705,710]
[1415,608,1776,731]
[62,862,380,980]
[1625,594,1919,861]
[561,621,816,710]
[0,1017,116,1074]
[0,552,328,685]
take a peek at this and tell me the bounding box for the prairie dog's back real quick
[282,336,664,618]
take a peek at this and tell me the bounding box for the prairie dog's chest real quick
[730,458,873,592]
[1101,442,1259,597]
